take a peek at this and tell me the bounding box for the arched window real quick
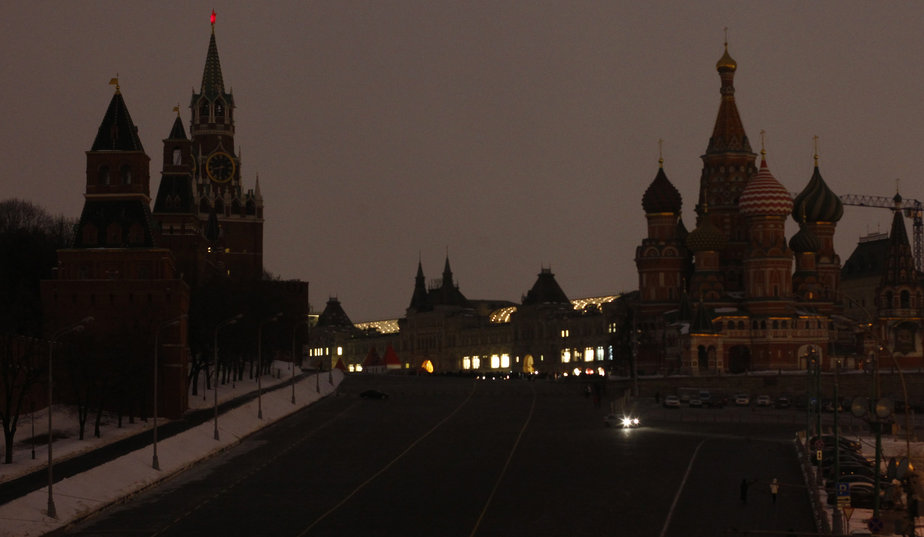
[120,164,132,185]
[901,290,910,308]
[215,99,225,118]
[128,223,144,245]
[199,198,211,214]
[231,199,242,216]
[214,198,225,214]
[760,320,767,330]
[199,100,210,121]
[82,223,98,245]
[98,165,110,185]
[885,291,894,309]
[106,222,121,245]
[772,320,779,330]
[172,148,182,166]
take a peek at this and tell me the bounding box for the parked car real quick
[734,393,751,406]
[810,435,862,453]
[774,396,791,409]
[756,395,772,407]
[706,393,728,408]
[688,397,703,408]
[698,391,712,405]
[663,395,681,408]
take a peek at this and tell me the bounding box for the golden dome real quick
[716,44,737,71]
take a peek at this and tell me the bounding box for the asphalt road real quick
[59,375,816,537]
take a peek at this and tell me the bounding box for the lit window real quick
[463,357,471,370]
[501,354,510,368]
[596,346,604,360]
[584,347,594,362]
[337,346,343,356]
[472,356,481,369]
[491,355,500,368]
[561,349,571,363]
[561,329,570,338]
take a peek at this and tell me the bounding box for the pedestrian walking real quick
[769,478,779,504]
[740,477,756,504]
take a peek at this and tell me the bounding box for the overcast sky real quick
[2,2,923,321]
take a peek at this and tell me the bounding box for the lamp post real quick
[153,315,185,470]
[213,313,242,440]
[47,316,93,519]
[290,315,311,403]
[257,312,282,419]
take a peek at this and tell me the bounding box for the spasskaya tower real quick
[189,11,263,282]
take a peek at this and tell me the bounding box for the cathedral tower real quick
[739,150,794,315]
[636,155,687,318]
[696,43,758,294]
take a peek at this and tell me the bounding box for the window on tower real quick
[98,165,110,186]
[215,100,225,118]
[120,165,132,185]
[199,100,209,121]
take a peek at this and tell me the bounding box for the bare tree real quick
[0,198,74,463]
[0,335,43,463]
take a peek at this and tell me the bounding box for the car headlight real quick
[621,416,640,428]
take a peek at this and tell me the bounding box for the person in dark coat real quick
[740,478,756,503]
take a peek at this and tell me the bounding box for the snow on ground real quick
[0,363,343,537]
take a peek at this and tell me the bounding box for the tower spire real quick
[200,14,225,98]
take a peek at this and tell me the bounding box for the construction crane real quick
[839,194,923,272]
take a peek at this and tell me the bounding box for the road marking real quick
[469,383,537,537]
[294,383,478,537]
[659,439,705,537]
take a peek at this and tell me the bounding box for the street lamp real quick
[153,315,185,470]
[257,312,282,419]
[213,313,242,440]
[47,316,93,519]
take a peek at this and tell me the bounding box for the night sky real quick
[3,2,923,321]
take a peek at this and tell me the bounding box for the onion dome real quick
[738,156,793,217]
[792,165,843,224]
[686,216,727,252]
[716,43,737,72]
[642,165,682,214]
[789,225,821,253]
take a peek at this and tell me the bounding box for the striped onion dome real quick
[792,166,843,224]
[789,225,821,253]
[686,216,727,252]
[738,157,793,217]
[642,166,682,214]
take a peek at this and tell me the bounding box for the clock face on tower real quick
[206,152,235,184]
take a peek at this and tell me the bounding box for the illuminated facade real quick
[309,263,631,376]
